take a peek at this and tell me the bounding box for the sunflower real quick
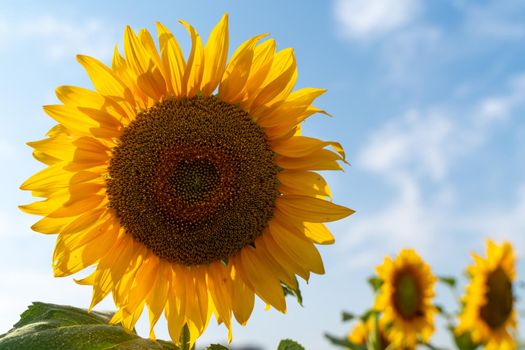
[20,14,353,345]
[456,240,517,349]
[374,249,437,348]
[348,317,394,350]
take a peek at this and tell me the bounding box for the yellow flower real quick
[348,317,394,350]
[456,240,517,350]
[374,249,437,348]
[20,14,353,344]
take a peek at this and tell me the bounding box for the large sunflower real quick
[374,249,436,348]
[456,240,517,350]
[20,14,353,344]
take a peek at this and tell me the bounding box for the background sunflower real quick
[456,240,518,350]
[374,249,437,348]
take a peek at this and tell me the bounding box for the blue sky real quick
[1,0,524,349]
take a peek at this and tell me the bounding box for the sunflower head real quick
[456,240,517,350]
[20,14,353,345]
[374,249,437,348]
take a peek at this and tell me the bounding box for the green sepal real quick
[367,277,383,293]
[281,278,303,306]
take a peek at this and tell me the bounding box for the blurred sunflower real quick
[456,240,517,350]
[374,249,436,348]
[19,14,353,344]
[348,317,394,350]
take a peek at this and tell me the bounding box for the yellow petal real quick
[124,256,159,315]
[304,222,335,245]
[146,262,171,339]
[255,87,326,125]
[201,13,229,96]
[269,218,325,275]
[31,216,68,234]
[180,20,204,97]
[231,265,254,325]
[259,233,310,281]
[253,235,297,289]
[124,26,166,100]
[165,266,187,343]
[43,105,116,138]
[278,170,332,200]
[111,45,148,108]
[276,195,354,223]
[20,163,71,193]
[53,216,116,276]
[273,136,346,162]
[48,194,105,218]
[249,48,297,111]
[55,85,132,124]
[235,247,286,312]
[264,105,329,141]
[219,34,267,103]
[156,22,186,97]
[91,235,141,309]
[59,207,106,235]
[207,262,233,335]
[276,149,344,171]
[138,29,164,76]
[77,55,135,106]
[239,39,276,110]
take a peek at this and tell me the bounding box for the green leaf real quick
[277,339,305,350]
[206,345,229,350]
[0,302,177,350]
[438,276,457,288]
[324,333,364,350]
[179,324,191,350]
[452,331,479,350]
[341,311,355,322]
[281,279,303,306]
[367,277,383,292]
[359,310,377,322]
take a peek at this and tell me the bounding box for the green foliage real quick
[438,276,457,289]
[341,311,356,322]
[359,310,377,323]
[282,279,303,306]
[206,345,229,350]
[324,333,364,350]
[0,302,177,350]
[452,330,479,350]
[277,338,305,350]
[367,277,383,293]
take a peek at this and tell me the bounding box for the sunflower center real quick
[107,96,280,265]
[393,269,422,319]
[480,267,513,329]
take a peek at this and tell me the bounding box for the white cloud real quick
[344,74,525,268]
[359,110,456,181]
[462,1,525,41]
[0,15,115,61]
[334,0,421,40]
